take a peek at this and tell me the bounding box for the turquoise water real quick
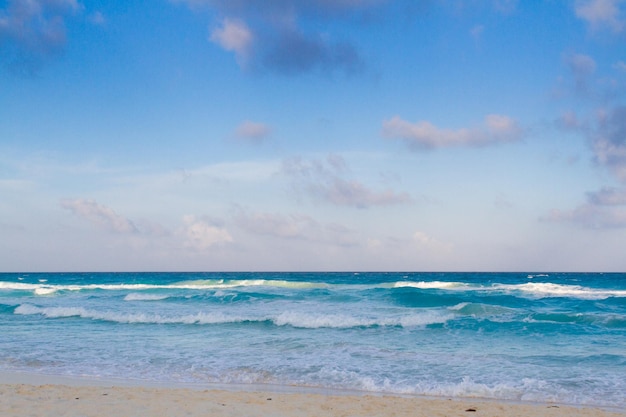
[1,272,625,408]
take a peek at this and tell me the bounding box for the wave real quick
[0,282,174,295]
[1,279,468,296]
[390,281,626,301]
[391,281,468,290]
[174,279,328,289]
[448,302,515,316]
[524,312,626,328]
[123,293,171,301]
[3,278,625,301]
[273,310,452,328]
[14,304,252,325]
[493,282,626,300]
[0,279,327,296]
[13,304,452,329]
[381,281,626,300]
[448,302,626,327]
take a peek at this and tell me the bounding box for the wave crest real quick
[13,304,452,329]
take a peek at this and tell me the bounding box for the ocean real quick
[1,272,625,408]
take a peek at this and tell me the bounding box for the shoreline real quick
[1,371,624,417]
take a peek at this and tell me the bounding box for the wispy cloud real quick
[556,110,586,131]
[282,154,411,208]
[544,185,626,229]
[565,53,597,94]
[234,120,272,143]
[234,209,316,240]
[182,215,233,250]
[548,42,626,230]
[233,207,358,246]
[587,187,626,205]
[0,0,80,74]
[382,114,523,150]
[544,203,626,229]
[552,52,626,181]
[575,0,625,32]
[261,27,362,75]
[61,198,234,251]
[412,230,453,251]
[61,199,139,234]
[173,0,375,75]
[591,106,626,182]
[209,18,253,66]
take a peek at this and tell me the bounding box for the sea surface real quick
[1,272,625,408]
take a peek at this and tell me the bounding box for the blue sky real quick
[1,0,626,272]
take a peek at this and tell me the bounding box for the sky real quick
[1,0,626,272]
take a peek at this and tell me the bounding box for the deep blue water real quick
[1,272,625,408]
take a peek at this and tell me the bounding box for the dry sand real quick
[1,381,625,417]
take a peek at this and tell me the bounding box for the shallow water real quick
[1,272,625,408]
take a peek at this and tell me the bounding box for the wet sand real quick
[1,373,624,417]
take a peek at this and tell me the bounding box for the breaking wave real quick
[13,304,451,329]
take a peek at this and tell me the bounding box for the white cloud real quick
[209,18,253,66]
[615,60,626,71]
[182,215,233,250]
[176,0,368,75]
[565,53,597,94]
[556,110,585,131]
[587,187,626,205]
[382,114,523,150]
[0,0,80,73]
[545,185,626,229]
[61,199,139,234]
[544,204,626,229]
[282,154,412,208]
[591,106,626,182]
[413,231,453,251]
[234,210,315,239]
[233,208,358,246]
[318,177,411,208]
[575,0,625,32]
[234,120,272,142]
[566,53,596,75]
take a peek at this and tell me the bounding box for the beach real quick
[2,380,625,417]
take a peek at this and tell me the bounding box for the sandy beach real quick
[1,375,624,417]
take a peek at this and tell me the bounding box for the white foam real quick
[34,287,57,295]
[14,304,246,325]
[0,281,172,294]
[174,279,327,290]
[0,282,42,291]
[392,281,467,290]
[272,310,452,329]
[273,311,370,328]
[13,303,452,329]
[494,282,626,300]
[124,293,170,301]
[416,376,527,400]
